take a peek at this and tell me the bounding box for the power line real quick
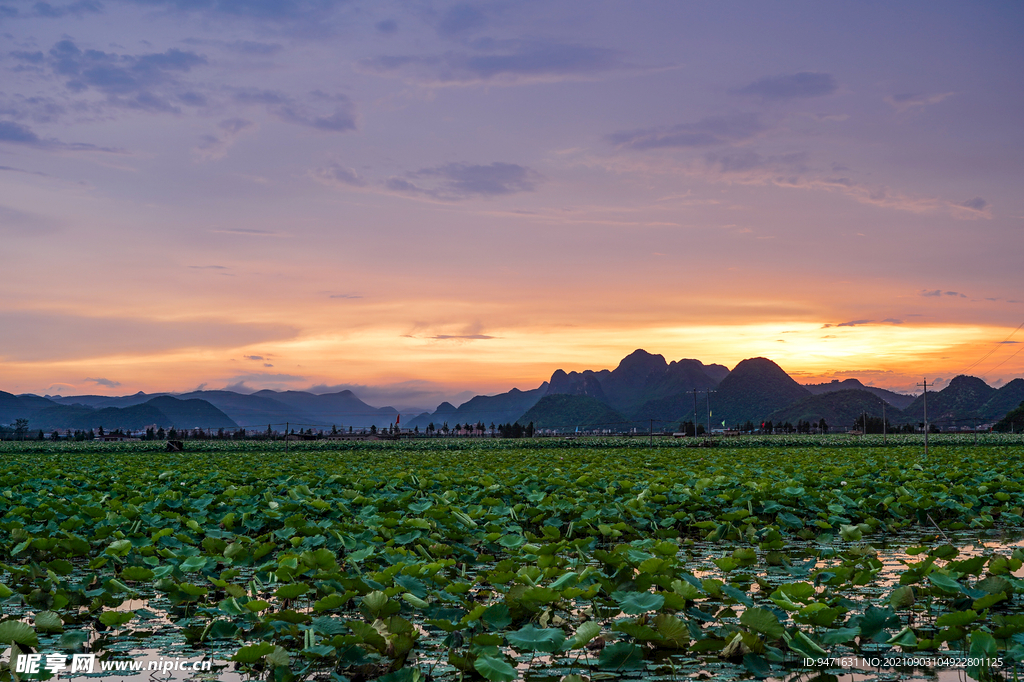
[957,319,1024,376]
[979,341,1024,380]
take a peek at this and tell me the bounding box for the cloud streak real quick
[358,39,624,86]
[0,119,121,152]
[48,39,207,112]
[608,113,765,151]
[885,92,954,113]
[311,162,545,201]
[734,72,837,99]
[232,88,356,132]
[193,118,255,160]
[85,376,121,388]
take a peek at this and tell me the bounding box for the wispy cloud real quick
[118,0,344,25]
[0,120,121,152]
[734,72,837,99]
[696,154,993,220]
[313,163,367,188]
[431,334,495,340]
[608,113,764,151]
[920,289,967,298]
[375,19,398,35]
[358,39,625,86]
[383,162,542,201]
[210,228,284,237]
[233,88,356,132]
[822,318,903,329]
[193,118,255,161]
[885,92,954,113]
[85,376,120,388]
[8,1,102,19]
[958,197,988,212]
[0,204,60,236]
[47,39,207,113]
[222,372,307,393]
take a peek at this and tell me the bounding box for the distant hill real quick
[408,384,549,430]
[30,404,96,429]
[143,397,236,429]
[72,404,168,430]
[47,391,156,409]
[903,375,996,425]
[0,391,29,423]
[713,357,811,425]
[803,378,915,409]
[251,389,397,428]
[172,390,315,428]
[30,403,166,430]
[994,401,1024,432]
[4,396,236,431]
[516,394,626,431]
[768,389,901,429]
[979,379,1024,422]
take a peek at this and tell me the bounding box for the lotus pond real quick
[1,439,1023,682]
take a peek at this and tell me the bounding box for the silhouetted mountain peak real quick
[548,370,608,402]
[614,349,668,379]
[710,357,810,424]
[729,357,787,377]
[946,374,994,394]
[905,373,995,422]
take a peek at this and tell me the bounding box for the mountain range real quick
[405,350,1024,432]
[0,388,396,432]
[3,350,1022,432]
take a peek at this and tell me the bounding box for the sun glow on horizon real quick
[4,319,1022,402]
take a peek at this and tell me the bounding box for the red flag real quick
[396,413,400,425]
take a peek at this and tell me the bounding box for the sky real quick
[1,0,1022,410]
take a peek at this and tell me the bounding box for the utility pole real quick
[649,419,654,447]
[882,401,887,445]
[917,379,929,458]
[692,388,698,438]
[705,389,716,438]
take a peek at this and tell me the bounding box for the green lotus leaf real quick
[740,607,785,640]
[506,624,566,653]
[34,611,63,633]
[0,620,39,647]
[614,591,665,615]
[274,583,310,599]
[98,610,134,627]
[598,641,645,670]
[473,655,516,682]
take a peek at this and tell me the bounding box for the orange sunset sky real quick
[1,1,1021,410]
